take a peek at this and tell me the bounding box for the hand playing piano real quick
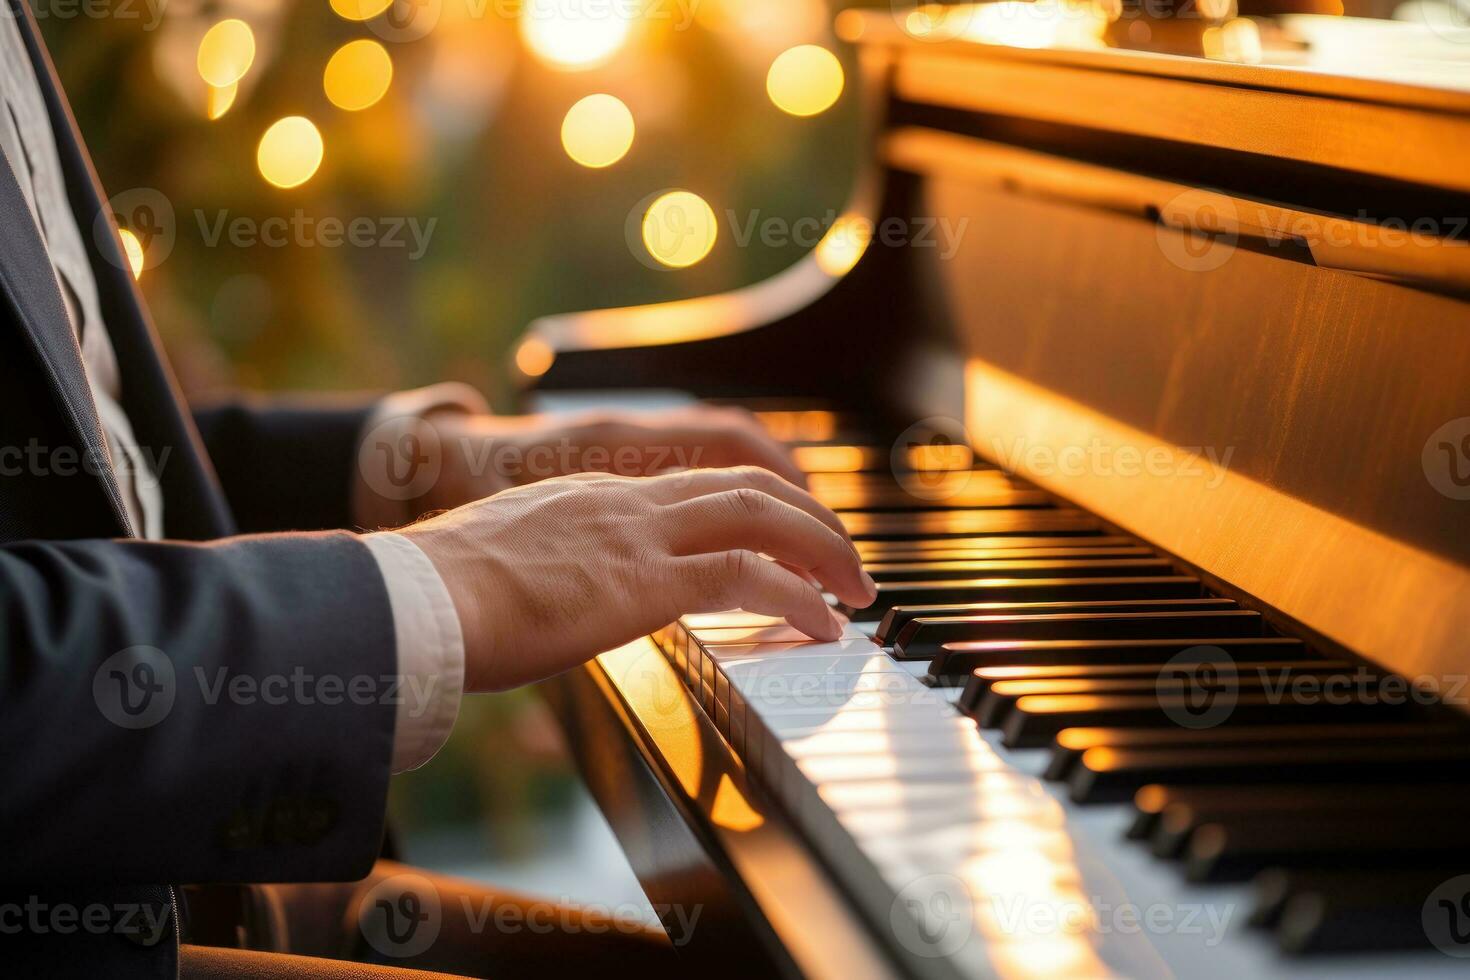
[422,404,808,514]
[401,466,876,691]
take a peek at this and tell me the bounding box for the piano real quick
[514,6,1470,978]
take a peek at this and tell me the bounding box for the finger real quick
[664,491,874,607]
[670,551,843,641]
[646,466,851,545]
[693,427,807,487]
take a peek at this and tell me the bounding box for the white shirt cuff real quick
[361,531,466,773]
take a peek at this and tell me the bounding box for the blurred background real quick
[38,0,865,914]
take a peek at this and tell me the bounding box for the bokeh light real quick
[641,190,718,269]
[196,19,255,88]
[206,82,238,120]
[330,0,393,22]
[520,0,634,70]
[118,229,145,279]
[256,116,324,189]
[324,39,394,111]
[766,45,844,117]
[560,94,635,168]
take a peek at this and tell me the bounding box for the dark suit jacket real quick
[2,5,401,976]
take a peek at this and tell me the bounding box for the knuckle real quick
[728,486,768,518]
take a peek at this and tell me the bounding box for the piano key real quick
[875,597,1235,646]
[894,609,1264,660]
[780,719,982,760]
[1152,789,1470,859]
[865,557,1176,582]
[1072,739,1466,803]
[958,652,1317,705]
[1187,811,1470,882]
[860,545,1154,564]
[855,534,1138,559]
[1049,715,1443,781]
[841,509,1100,540]
[974,666,1356,729]
[790,444,887,473]
[702,638,885,667]
[843,575,1204,617]
[692,624,871,646]
[935,636,1306,681]
[818,487,1051,512]
[1129,782,1470,841]
[739,671,949,715]
[1253,869,1460,952]
[1009,690,1418,753]
[679,610,789,629]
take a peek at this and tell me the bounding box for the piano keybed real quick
[649,413,1470,979]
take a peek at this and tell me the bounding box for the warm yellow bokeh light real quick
[814,212,870,276]
[515,337,555,378]
[118,229,145,279]
[560,94,635,168]
[206,82,238,120]
[641,190,718,269]
[330,0,392,22]
[257,116,324,189]
[766,45,844,117]
[520,0,633,70]
[324,39,394,111]
[196,19,255,88]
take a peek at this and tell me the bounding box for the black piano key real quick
[934,636,1305,682]
[894,609,1264,660]
[820,488,1052,512]
[841,509,1100,540]
[975,665,1352,730]
[856,535,1138,559]
[842,576,1204,617]
[1187,809,1470,882]
[1070,737,1461,803]
[1047,712,1436,780]
[959,656,1310,706]
[1254,869,1463,952]
[860,545,1154,565]
[1129,783,1470,841]
[1016,690,1420,754]
[876,597,1236,646]
[865,558,1175,583]
[1153,790,1470,858]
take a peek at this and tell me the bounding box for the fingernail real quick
[825,609,845,638]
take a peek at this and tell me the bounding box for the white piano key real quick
[719,654,908,686]
[780,719,985,760]
[680,610,787,629]
[757,703,966,738]
[795,749,1010,785]
[742,674,949,714]
[702,636,881,664]
[693,624,869,645]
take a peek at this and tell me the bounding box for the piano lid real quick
[838,6,1470,112]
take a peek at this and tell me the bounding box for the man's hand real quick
[424,404,807,511]
[399,467,875,691]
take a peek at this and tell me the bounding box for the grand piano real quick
[513,5,1470,977]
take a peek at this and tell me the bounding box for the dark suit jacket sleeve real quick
[191,395,379,534]
[0,530,397,886]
